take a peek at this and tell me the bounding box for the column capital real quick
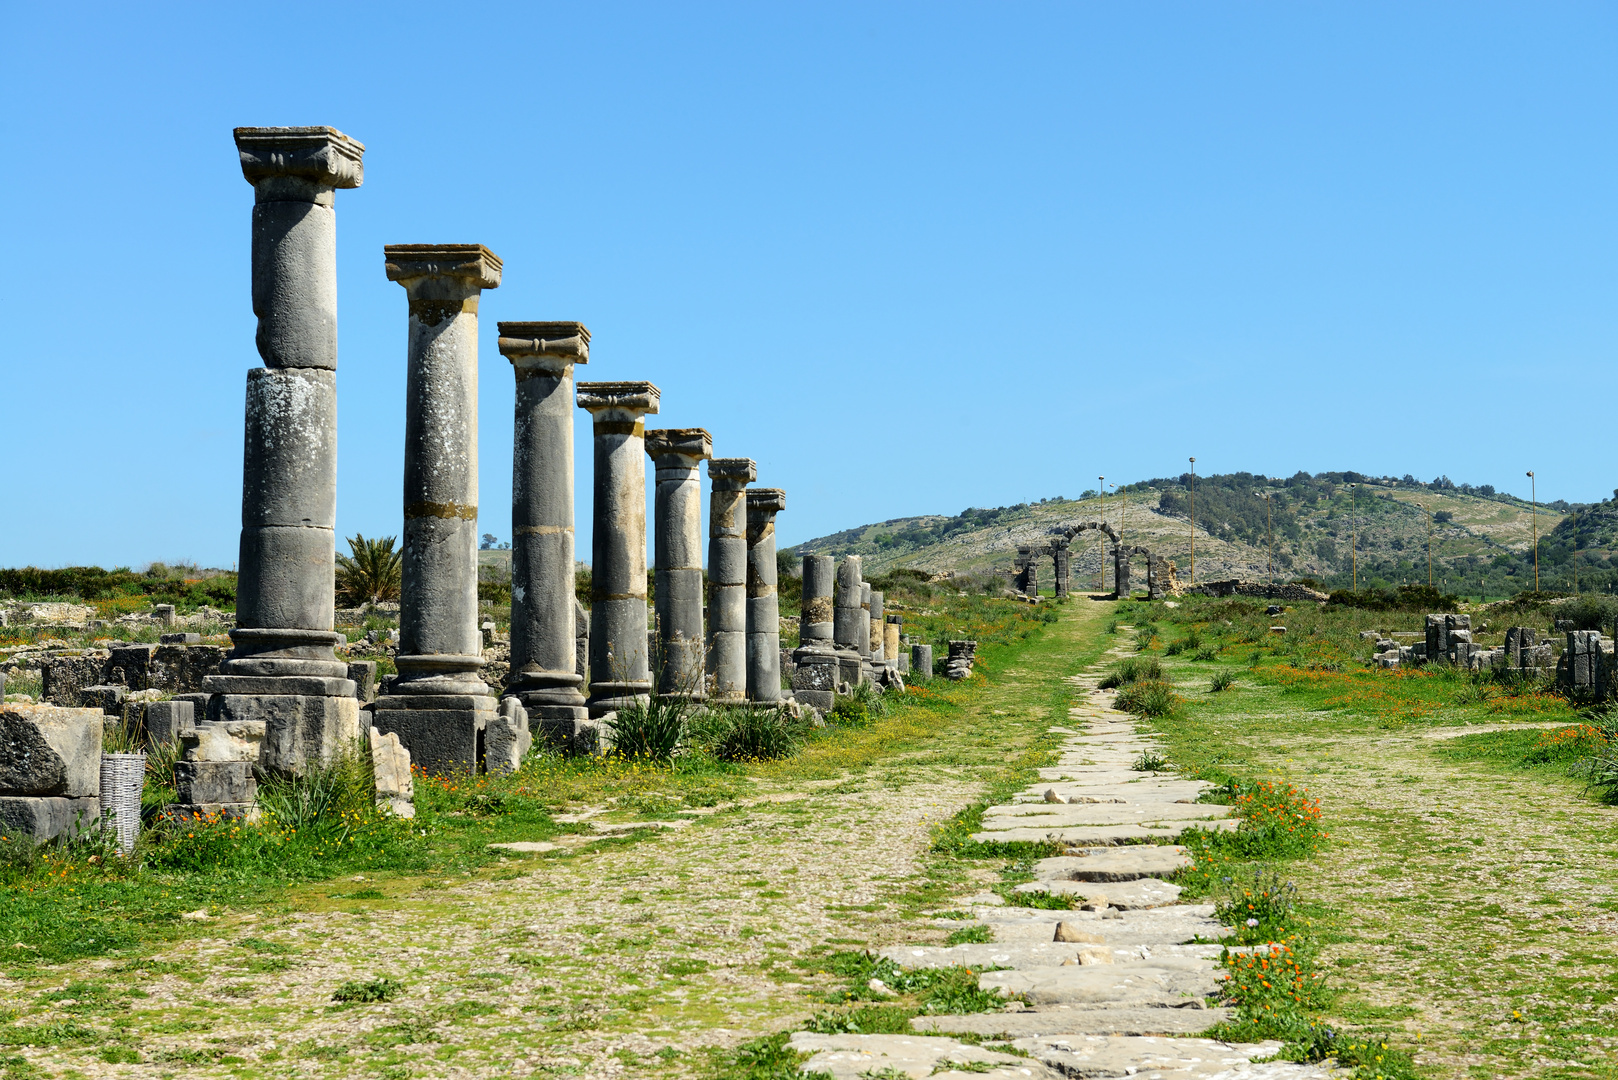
[708,457,756,484]
[747,488,786,516]
[498,322,590,367]
[385,244,503,291]
[645,428,712,462]
[235,126,365,189]
[577,381,660,417]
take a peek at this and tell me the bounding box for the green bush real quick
[606,695,691,761]
[332,977,403,1003]
[1210,669,1238,692]
[1098,656,1164,689]
[710,707,800,762]
[1114,678,1181,718]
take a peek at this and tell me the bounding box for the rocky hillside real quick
[789,471,1607,598]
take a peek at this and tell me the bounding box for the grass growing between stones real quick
[1128,593,1618,1080]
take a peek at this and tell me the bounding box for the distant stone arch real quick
[1048,522,1171,599]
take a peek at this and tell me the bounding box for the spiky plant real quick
[336,534,402,606]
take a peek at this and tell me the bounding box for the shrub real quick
[1193,646,1220,662]
[710,707,800,762]
[1098,656,1164,689]
[606,695,690,761]
[1210,669,1238,692]
[335,534,402,606]
[1114,678,1181,718]
[829,696,871,727]
[332,977,403,1003]
[1215,867,1299,945]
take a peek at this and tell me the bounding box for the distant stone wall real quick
[1187,580,1329,603]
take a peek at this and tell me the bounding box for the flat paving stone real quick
[914,1006,1235,1038]
[981,960,1220,1006]
[971,820,1239,845]
[971,904,1229,948]
[1013,877,1183,909]
[882,941,1226,971]
[788,1032,1061,1079]
[981,804,1235,827]
[1014,1035,1334,1078]
[1033,848,1193,882]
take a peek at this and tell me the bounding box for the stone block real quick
[152,604,177,626]
[108,645,156,690]
[151,645,228,694]
[212,695,361,776]
[79,685,127,715]
[369,726,414,818]
[182,719,266,763]
[486,698,532,776]
[347,661,378,703]
[160,633,203,645]
[143,700,197,746]
[0,704,104,797]
[371,705,489,776]
[0,795,101,841]
[175,760,257,805]
[41,655,109,705]
[912,644,933,679]
[534,715,600,756]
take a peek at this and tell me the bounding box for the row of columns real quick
[216,125,799,772]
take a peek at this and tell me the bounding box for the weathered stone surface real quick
[745,488,786,703]
[108,645,155,690]
[486,697,532,775]
[166,802,260,823]
[371,704,491,776]
[183,719,267,763]
[79,684,127,715]
[1015,877,1183,910]
[160,633,203,645]
[337,660,376,704]
[0,705,103,797]
[1013,1035,1319,1078]
[981,959,1219,1006]
[0,795,102,841]
[535,715,600,757]
[1053,922,1107,943]
[212,694,360,776]
[175,760,257,805]
[144,700,197,745]
[1033,847,1193,882]
[647,428,712,698]
[788,1032,1061,1080]
[41,654,107,705]
[972,819,1237,845]
[368,726,414,818]
[913,1006,1235,1038]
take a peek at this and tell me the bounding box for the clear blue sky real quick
[2,3,1613,569]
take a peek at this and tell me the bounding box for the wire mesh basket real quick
[99,752,146,854]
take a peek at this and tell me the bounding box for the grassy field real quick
[1128,594,1618,1080]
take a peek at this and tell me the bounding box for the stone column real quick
[868,589,886,664]
[1115,548,1131,599]
[834,557,866,689]
[578,382,661,717]
[860,583,872,660]
[203,127,364,777]
[499,322,593,751]
[706,458,755,705]
[792,555,837,709]
[884,615,902,672]
[1053,540,1071,599]
[745,489,787,702]
[371,245,502,775]
[646,429,712,699]
[912,642,933,680]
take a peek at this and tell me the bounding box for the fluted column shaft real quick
[706,458,756,704]
[799,556,835,650]
[647,429,713,698]
[869,589,886,663]
[501,323,590,719]
[579,382,661,717]
[745,489,786,702]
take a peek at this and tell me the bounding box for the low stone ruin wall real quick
[1187,580,1330,603]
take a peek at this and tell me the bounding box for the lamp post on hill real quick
[1349,483,1358,593]
[1188,457,1196,587]
[1527,471,1538,592]
[1098,476,1106,593]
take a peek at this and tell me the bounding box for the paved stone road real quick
[790,667,1335,1079]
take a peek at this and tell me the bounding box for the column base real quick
[792,649,837,712]
[219,628,349,680]
[370,693,498,777]
[835,649,865,688]
[586,680,651,719]
[201,680,362,778]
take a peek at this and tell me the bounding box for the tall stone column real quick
[885,615,903,673]
[1053,539,1071,599]
[499,322,593,751]
[833,557,865,688]
[204,127,364,777]
[859,583,873,660]
[792,555,837,710]
[745,489,787,703]
[646,429,712,698]
[371,245,502,775]
[578,382,660,717]
[706,458,755,705]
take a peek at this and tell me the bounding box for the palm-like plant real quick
[335,534,402,606]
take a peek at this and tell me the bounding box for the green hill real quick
[789,471,1611,600]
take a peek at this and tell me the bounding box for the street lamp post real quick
[1527,471,1538,592]
[1188,457,1196,586]
[1349,483,1358,592]
[1427,504,1433,587]
[1266,490,1273,583]
[1098,476,1105,593]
